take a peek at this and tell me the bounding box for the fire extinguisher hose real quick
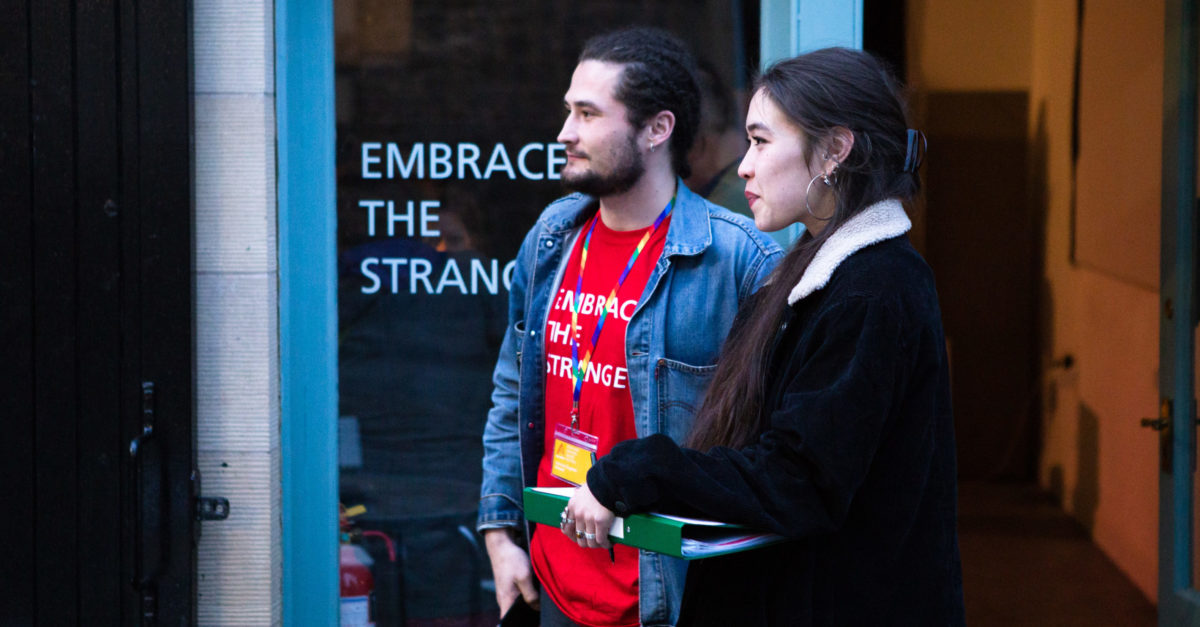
[361,530,396,562]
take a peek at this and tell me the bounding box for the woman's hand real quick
[562,483,616,549]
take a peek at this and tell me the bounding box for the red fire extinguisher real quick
[340,543,375,626]
[340,504,375,627]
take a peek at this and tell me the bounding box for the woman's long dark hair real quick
[685,48,922,451]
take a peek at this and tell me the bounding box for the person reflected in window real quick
[339,187,507,625]
[563,48,966,626]
[686,59,753,220]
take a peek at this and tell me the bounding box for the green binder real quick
[522,487,785,560]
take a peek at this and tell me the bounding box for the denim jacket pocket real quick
[512,320,526,370]
[654,358,717,442]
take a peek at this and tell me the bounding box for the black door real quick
[0,2,194,624]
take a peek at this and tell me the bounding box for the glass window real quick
[334,2,757,624]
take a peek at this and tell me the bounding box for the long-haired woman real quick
[560,47,965,626]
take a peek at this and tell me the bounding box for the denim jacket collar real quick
[537,177,713,257]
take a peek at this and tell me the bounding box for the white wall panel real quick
[195,272,279,452]
[192,0,281,623]
[194,0,274,94]
[196,452,282,625]
[194,94,277,274]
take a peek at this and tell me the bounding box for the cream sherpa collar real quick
[787,199,911,305]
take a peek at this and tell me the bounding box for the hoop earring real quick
[649,141,656,153]
[804,172,836,222]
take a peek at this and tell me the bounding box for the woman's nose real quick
[737,150,753,179]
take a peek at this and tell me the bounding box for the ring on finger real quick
[584,532,595,541]
[575,530,583,539]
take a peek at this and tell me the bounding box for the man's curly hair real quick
[579,27,702,179]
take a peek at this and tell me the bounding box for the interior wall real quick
[907,0,1031,91]
[907,0,1041,482]
[1032,0,1160,604]
[908,0,1160,604]
[1072,1,1161,288]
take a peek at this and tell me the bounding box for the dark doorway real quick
[0,2,195,623]
[864,0,907,79]
[921,91,1041,480]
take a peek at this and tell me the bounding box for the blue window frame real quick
[278,1,339,624]
[760,0,862,247]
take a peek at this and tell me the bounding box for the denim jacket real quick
[478,181,781,626]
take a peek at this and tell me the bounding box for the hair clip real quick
[903,129,927,174]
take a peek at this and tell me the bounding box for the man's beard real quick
[562,132,646,197]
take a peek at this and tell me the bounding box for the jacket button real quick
[544,240,553,248]
[528,422,535,429]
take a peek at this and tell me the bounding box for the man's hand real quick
[564,483,616,549]
[483,528,539,615]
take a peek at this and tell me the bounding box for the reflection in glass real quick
[335,2,754,624]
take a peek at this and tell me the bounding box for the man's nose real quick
[557,116,577,145]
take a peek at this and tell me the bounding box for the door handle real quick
[130,381,166,621]
[1140,398,1173,431]
[129,423,154,456]
[1140,417,1168,431]
[1140,398,1176,474]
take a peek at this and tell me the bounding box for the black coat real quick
[588,201,965,626]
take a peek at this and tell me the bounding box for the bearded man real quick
[478,27,780,627]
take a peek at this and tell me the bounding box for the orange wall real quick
[908,0,1161,603]
[908,0,1032,91]
[1073,1,1161,288]
[1035,0,1160,603]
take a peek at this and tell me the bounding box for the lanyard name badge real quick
[550,197,674,486]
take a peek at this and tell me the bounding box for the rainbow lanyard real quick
[568,197,675,429]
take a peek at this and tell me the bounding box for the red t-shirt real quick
[530,211,671,627]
